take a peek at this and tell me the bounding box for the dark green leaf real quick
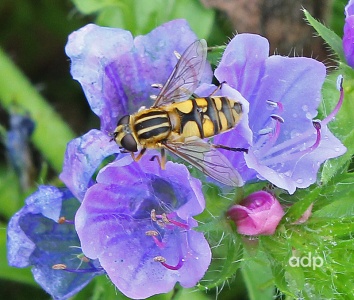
[303,9,345,62]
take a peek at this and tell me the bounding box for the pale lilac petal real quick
[66,20,212,131]
[75,158,210,299]
[59,130,120,201]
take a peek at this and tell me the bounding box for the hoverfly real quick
[113,39,246,186]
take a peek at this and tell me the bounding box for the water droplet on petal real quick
[302,105,308,112]
[296,178,303,184]
[335,147,340,152]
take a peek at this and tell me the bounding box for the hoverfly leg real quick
[210,81,227,96]
[131,148,147,162]
[191,92,200,99]
[149,148,166,170]
[213,144,248,153]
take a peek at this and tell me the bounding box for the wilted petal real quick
[75,157,211,299]
[227,191,284,235]
[7,186,102,299]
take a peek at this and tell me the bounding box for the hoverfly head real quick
[113,115,138,152]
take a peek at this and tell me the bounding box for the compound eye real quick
[117,115,130,126]
[121,134,138,152]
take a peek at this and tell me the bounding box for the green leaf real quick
[72,0,215,39]
[319,68,354,184]
[313,173,354,218]
[207,45,225,67]
[241,249,274,300]
[0,48,76,173]
[303,9,345,62]
[198,226,243,290]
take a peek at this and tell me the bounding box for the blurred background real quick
[0,0,348,299]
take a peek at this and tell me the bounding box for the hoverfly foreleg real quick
[213,144,248,153]
[210,81,227,96]
[131,148,147,162]
[149,148,167,169]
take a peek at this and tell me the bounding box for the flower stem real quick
[0,47,75,173]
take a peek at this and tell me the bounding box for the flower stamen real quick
[52,263,103,274]
[58,216,74,225]
[146,230,165,248]
[322,75,344,126]
[153,256,184,270]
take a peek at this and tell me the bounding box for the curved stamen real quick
[153,256,184,270]
[58,217,74,225]
[262,121,321,165]
[266,100,284,113]
[257,115,282,156]
[146,230,165,248]
[52,263,104,273]
[322,75,344,125]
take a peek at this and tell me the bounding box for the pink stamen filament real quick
[168,219,190,230]
[261,121,321,166]
[160,258,184,270]
[154,213,190,230]
[255,115,282,155]
[152,236,166,249]
[322,75,344,125]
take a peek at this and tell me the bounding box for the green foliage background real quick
[1,0,354,299]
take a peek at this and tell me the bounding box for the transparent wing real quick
[163,138,244,187]
[153,39,207,107]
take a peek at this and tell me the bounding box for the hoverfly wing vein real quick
[153,39,207,108]
[164,139,243,187]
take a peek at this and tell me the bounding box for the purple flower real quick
[227,191,284,235]
[211,34,346,194]
[6,112,35,190]
[7,186,103,299]
[75,155,211,299]
[61,20,212,298]
[344,0,354,67]
[65,20,212,133]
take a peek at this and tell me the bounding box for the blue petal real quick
[7,186,101,299]
[59,129,119,201]
[75,158,210,298]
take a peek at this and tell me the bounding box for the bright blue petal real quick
[7,186,101,299]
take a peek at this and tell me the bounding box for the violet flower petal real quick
[344,0,354,68]
[7,186,101,299]
[59,129,119,201]
[66,20,213,132]
[213,33,346,193]
[75,157,210,299]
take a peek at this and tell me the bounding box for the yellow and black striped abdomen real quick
[169,96,242,139]
[133,109,171,146]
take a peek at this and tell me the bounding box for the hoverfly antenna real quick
[109,131,118,142]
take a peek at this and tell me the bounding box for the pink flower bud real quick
[227,191,284,235]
